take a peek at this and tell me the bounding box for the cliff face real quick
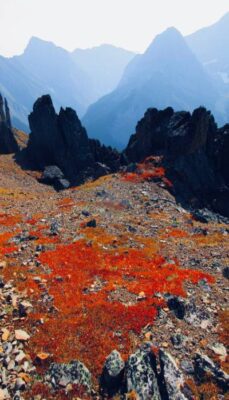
[25,95,120,185]
[124,107,229,216]
[0,94,19,154]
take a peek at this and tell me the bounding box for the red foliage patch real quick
[164,228,189,239]
[122,157,173,187]
[0,232,17,256]
[0,213,21,226]
[24,239,214,377]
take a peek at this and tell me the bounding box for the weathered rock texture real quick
[39,165,71,191]
[24,95,120,185]
[100,350,125,396]
[194,353,229,392]
[159,350,188,400]
[0,93,19,154]
[126,342,161,400]
[47,360,92,391]
[124,107,229,216]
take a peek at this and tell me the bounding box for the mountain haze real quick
[83,27,218,148]
[0,39,135,131]
[186,13,229,80]
[72,44,135,103]
[186,12,229,122]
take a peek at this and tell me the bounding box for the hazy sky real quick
[0,0,228,57]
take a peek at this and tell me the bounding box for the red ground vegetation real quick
[0,212,22,226]
[0,221,214,378]
[21,234,214,378]
[163,228,189,239]
[0,232,18,255]
[122,157,173,187]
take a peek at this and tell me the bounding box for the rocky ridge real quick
[124,107,229,217]
[12,95,229,219]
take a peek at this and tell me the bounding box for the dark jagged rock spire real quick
[0,93,6,122]
[0,93,19,154]
[0,93,13,128]
[4,98,12,128]
[124,106,229,217]
[24,95,120,185]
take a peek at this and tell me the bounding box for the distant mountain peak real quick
[159,26,183,36]
[147,27,186,50]
[24,37,61,55]
[142,26,191,63]
[186,10,229,89]
[73,43,135,56]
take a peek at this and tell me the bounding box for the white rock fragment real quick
[15,329,30,341]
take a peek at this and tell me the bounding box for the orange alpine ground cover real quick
[0,212,22,226]
[122,156,173,187]
[0,232,17,255]
[24,236,214,377]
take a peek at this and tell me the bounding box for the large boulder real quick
[39,165,70,190]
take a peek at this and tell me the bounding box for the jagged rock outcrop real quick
[124,107,229,216]
[24,95,120,185]
[97,346,228,399]
[0,94,19,154]
[19,96,229,215]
